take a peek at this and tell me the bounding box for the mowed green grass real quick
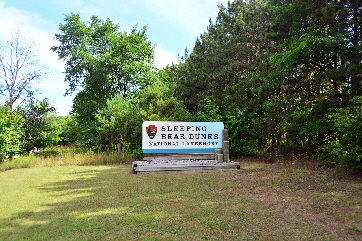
[0,161,361,240]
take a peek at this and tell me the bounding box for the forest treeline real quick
[1,0,361,169]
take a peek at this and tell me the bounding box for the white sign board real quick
[142,121,224,154]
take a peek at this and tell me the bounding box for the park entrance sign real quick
[134,121,239,174]
[142,121,224,154]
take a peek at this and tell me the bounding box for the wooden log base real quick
[132,160,240,174]
[143,153,215,161]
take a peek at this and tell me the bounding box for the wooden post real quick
[222,129,229,162]
[215,148,223,163]
[222,141,230,162]
[222,129,228,142]
[117,144,122,155]
[217,154,224,163]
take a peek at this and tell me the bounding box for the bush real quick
[96,96,143,151]
[224,108,263,156]
[322,97,362,169]
[0,106,24,161]
[57,115,85,145]
[21,98,61,153]
[96,79,192,152]
[137,79,192,121]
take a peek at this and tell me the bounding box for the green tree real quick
[267,0,362,157]
[167,0,274,156]
[137,76,192,121]
[21,97,60,153]
[51,14,155,143]
[96,96,143,152]
[57,115,82,145]
[0,106,24,161]
[96,75,191,152]
[168,0,274,113]
[326,96,362,169]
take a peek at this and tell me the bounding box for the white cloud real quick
[154,44,178,68]
[55,99,73,116]
[0,2,63,72]
[0,2,68,114]
[0,2,49,35]
[141,0,214,36]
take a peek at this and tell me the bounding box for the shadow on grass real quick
[1,167,163,240]
[1,162,362,240]
[0,166,250,240]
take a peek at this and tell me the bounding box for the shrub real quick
[323,97,362,169]
[0,106,24,161]
[96,96,143,151]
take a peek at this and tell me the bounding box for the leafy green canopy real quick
[21,98,60,153]
[167,0,274,113]
[51,14,155,122]
[266,0,362,161]
[0,106,23,161]
[166,0,362,168]
[96,76,191,152]
[268,0,362,104]
[0,96,61,161]
[166,0,274,155]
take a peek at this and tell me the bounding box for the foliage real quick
[57,115,82,145]
[319,97,362,169]
[52,14,155,98]
[0,106,24,161]
[96,77,192,153]
[20,98,60,153]
[0,27,46,110]
[166,0,362,169]
[51,14,156,143]
[96,96,143,152]
[166,0,275,155]
[137,76,192,121]
[0,98,61,161]
[224,107,265,156]
[265,0,362,166]
[8,0,357,169]
[167,0,274,114]
[194,97,223,122]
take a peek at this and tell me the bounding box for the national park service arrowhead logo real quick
[146,125,157,139]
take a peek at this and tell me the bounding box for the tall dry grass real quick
[0,145,137,172]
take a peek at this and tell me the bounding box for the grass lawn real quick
[0,160,361,240]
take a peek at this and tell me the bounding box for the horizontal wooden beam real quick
[132,161,240,174]
[143,153,215,161]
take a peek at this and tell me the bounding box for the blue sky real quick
[0,0,229,115]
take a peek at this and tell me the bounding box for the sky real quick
[0,0,230,116]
